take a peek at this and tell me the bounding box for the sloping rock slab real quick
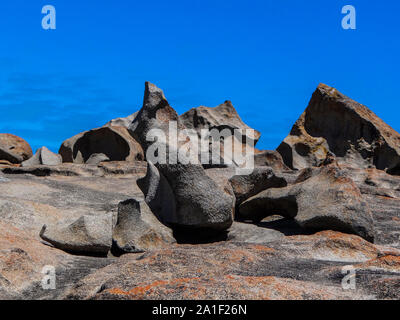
[40,214,113,256]
[112,199,175,254]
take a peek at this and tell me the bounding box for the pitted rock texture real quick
[0,134,33,164]
[277,84,400,174]
[180,101,260,168]
[59,126,144,164]
[180,101,261,146]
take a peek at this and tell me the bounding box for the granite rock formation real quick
[0,82,399,300]
[59,126,144,164]
[277,84,400,174]
[0,134,32,164]
[129,82,234,231]
[21,146,62,167]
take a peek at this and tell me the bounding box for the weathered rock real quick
[180,101,260,168]
[240,164,375,241]
[204,167,236,203]
[59,126,144,164]
[229,167,287,206]
[0,134,33,164]
[21,146,62,167]
[180,101,260,146]
[104,112,138,128]
[277,84,400,174]
[40,214,113,256]
[112,199,175,254]
[85,153,110,165]
[130,82,233,231]
[254,150,290,171]
[0,166,399,299]
[60,231,400,300]
[137,161,177,225]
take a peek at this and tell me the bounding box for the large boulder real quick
[180,101,260,168]
[277,84,400,175]
[112,199,175,254]
[129,82,234,231]
[21,146,61,167]
[40,214,113,256]
[59,126,144,163]
[239,164,375,242]
[104,112,138,128]
[0,134,33,164]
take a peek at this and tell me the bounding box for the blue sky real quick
[0,0,399,152]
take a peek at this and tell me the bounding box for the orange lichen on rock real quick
[355,255,400,272]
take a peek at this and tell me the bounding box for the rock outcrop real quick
[112,199,175,254]
[240,164,375,241]
[277,84,400,175]
[21,146,62,167]
[40,214,113,256]
[180,101,260,168]
[0,134,32,164]
[59,126,144,164]
[1,82,400,300]
[180,101,260,146]
[130,82,234,231]
[104,112,138,128]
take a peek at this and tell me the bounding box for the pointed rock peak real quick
[316,83,342,97]
[220,100,234,109]
[143,82,168,109]
[277,83,400,174]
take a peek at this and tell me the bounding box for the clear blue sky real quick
[0,0,399,152]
